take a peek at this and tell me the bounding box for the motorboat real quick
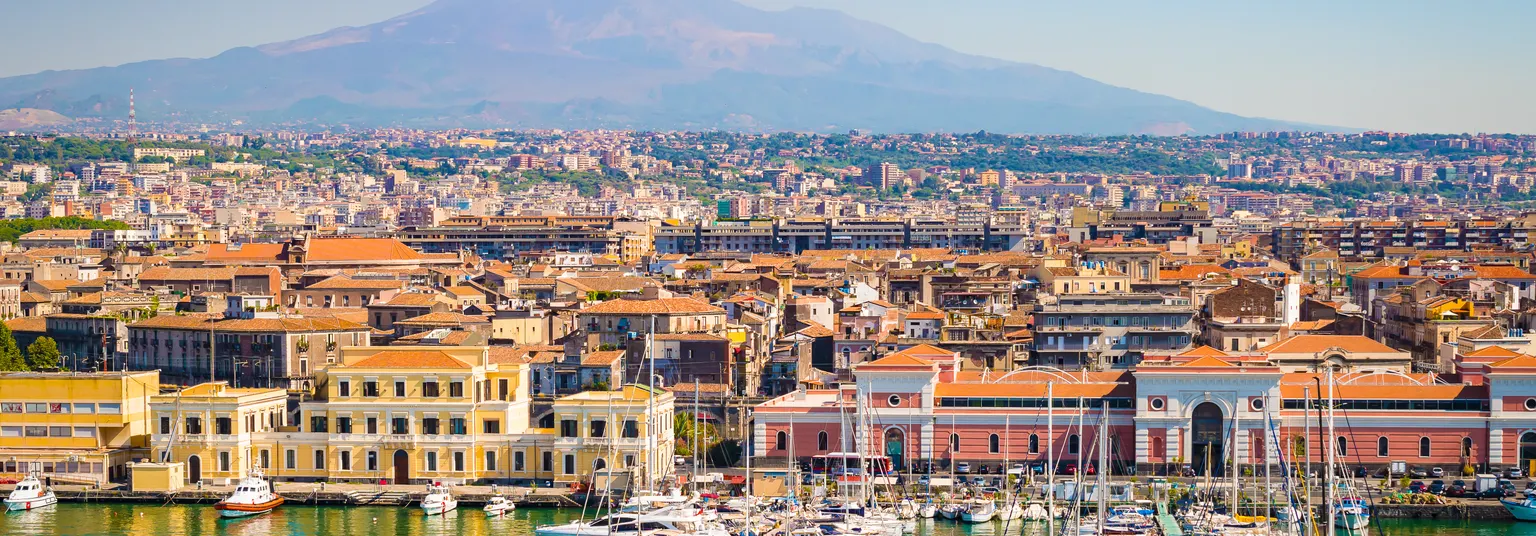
[421,482,458,516]
[938,502,963,520]
[1333,497,1370,530]
[484,494,516,517]
[3,473,57,511]
[918,502,938,519]
[1504,494,1536,521]
[996,499,1024,521]
[1022,501,1051,521]
[212,472,283,518]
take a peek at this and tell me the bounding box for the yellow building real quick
[145,345,680,486]
[0,370,158,484]
[148,382,287,485]
[550,385,675,485]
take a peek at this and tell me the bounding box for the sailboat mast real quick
[1046,381,1055,536]
[1326,369,1337,536]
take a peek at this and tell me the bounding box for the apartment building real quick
[1032,293,1198,369]
[0,371,158,485]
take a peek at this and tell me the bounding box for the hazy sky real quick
[2,0,1531,133]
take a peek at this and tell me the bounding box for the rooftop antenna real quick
[127,88,137,143]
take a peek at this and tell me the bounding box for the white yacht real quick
[212,472,283,518]
[420,482,458,516]
[3,474,57,511]
[960,499,996,523]
[534,507,724,536]
[484,494,516,517]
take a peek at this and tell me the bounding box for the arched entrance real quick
[393,450,410,484]
[1520,432,1536,475]
[884,428,905,471]
[187,455,202,484]
[1191,402,1226,477]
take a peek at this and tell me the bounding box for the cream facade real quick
[0,371,158,485]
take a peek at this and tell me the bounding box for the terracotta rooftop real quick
[348,350,472,369]
[1259,335,1401,354]
[580,297,723,315]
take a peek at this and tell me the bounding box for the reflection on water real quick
[3,503,1536,536]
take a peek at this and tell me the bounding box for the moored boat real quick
[3,473,57,512]
[484,494,516,517]
[212,473,283,518]
[421,482,458,516]
[1503,494,1536,521]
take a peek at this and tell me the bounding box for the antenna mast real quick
[128,88,137,142]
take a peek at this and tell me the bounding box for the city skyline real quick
[0,0,1531,134]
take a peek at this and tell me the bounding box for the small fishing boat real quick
[212,472,283,518]
[1333,497,1370,530]
[3,473,57,512]
[484,494,516,517]
[421,482,458,516]
[960,499,996,523]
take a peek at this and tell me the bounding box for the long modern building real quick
[1272,219,1526,262]
[400,215,651,261]
[654,218,1031,255]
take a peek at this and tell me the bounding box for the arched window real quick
[950,433,960,452]
[1068,434,1080,455]
[775,430,787,451]
[989,434,1000,454]
[1029,434,1040,454]
[1336,436,1348,456]
[1463,437,1474,457]
[1420,437,1431,458]
[1377,437,1389,457]
[593,458,607,471]
[817,431,829,451]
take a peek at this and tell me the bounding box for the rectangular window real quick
[560,420,578,438]
[427,451,438,472]
[365,417,378,435]
[591,420,606,438]
[421,417,439,435]
[622,419,639,438]
[486,451,497,472]
[366,451,377,471]
[454,451,465,472]
[0,426,20,437]
[483,420,500,434]
[450,381,464,398]
[73,427,96,438]
[337,417,353,434]
[49,403,69,414]
[450,418,466,435]
[25,403,47,413]
[423,381,439,398]
[73,403,95,414]
[219,451,231,472]
[98,403,120,414]
[285,450,296,469]
[394,381,406,397]
[498,379,509,401]
[514,451,526,471]
[0,403,20,413]
[363,381,379,397]
[340,451,352,471]
[563,454,575,475]
[185,417,203,435]
[49,426,70,437]
[338,380,351,397]
[542,451,553,472]
[215,417,232,435]
[391,417,409,435]
[310,415,328,433]
[314,450,326,470]
[159,417,172,435]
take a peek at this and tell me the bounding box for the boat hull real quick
[485,505,516,517]
[1334,512,1369,530]
[213,496,284,518]
[1503,500,1536,522]
[5,494,58,511]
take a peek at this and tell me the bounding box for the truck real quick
[1475,473,1500,493]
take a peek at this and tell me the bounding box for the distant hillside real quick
[0,0,1324,134]
[0,108,70,130]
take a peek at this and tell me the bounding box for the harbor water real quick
[1,503,1534,535]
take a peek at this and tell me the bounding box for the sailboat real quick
[1324,369,1371,532]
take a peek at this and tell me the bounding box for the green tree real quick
[25,337,61,371]
[674,411,722,457]
[0,323,27,372]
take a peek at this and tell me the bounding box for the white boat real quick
[420,482,458,516]
[484,494,516,517]
[3,474,57,511]
[1504,495,1536,521]
[960,499,996,523]
[938,503,963,520]
[996,499,1024,521]
[212,472,283,518]
[535,507,723,536]
[918,502,938,519]
[1023,501,1051,521]
[1333,497,1370,530]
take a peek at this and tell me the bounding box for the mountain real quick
[0,0,1315,134]
[0,108,71,130]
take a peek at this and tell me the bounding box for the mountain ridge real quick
[0,0,1326,134]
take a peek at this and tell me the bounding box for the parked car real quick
[1029,462,1046,475]
[1508,468,1526,479]
[1086,463,1098,476]
[1429,480,1446,494]
[1409,467,1428,478]
[1430,467,1445,478]
[1063,463,1079,475]
[1354,467,1368,479]
[1474,488,1508,500]
[1446,482,1467,497]
[1408,481,1426,493]
[917,476,930,486]
[972,476,988,486]
[956,462,972,474]
[1501,479,1518,496]
[1525,481,1536,493]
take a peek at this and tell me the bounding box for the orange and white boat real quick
[213,472,284,518]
